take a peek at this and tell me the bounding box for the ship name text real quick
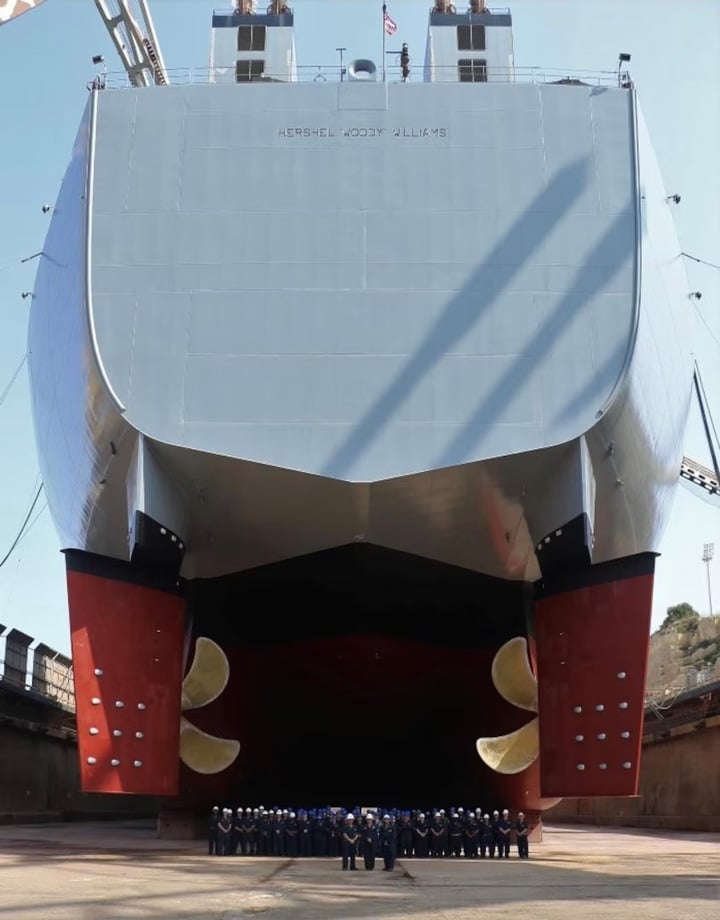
[277,126,449,139]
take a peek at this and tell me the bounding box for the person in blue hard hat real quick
[326,811,340,859]
[311,810,326,857]
[298,811,312,857]
[398,812,413,858]
[380,814,397,871]
[464,813,479,858]
[208,806,220,856]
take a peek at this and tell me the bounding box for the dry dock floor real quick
[0,821,717,919]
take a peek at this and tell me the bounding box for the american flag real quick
[383,9,398,36]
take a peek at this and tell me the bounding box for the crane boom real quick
[93,0,169,87]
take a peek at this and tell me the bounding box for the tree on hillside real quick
[659,602,700,633]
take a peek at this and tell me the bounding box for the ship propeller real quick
[179,637,240,774]
[476,637,539,775]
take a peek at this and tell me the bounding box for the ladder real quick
[680,456,720,505]
[93,0,169,87]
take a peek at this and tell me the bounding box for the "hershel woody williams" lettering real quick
[277,126,448,138]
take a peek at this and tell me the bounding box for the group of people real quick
[208,805,531,867]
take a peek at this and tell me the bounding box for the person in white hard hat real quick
[480,814,492,858]
[515,812,530,859]
[360,812,379,870]
[490,810,501,858]
[414,812,429,858]
[285,812,299,857]
[380,815,397,871]
[258,808,272,856]
[341,813,359,870]
[218,808,232,856]
[498,809,512,858]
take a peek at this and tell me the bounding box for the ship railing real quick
[214,4,293,13]
[97,64,622,89]
[430,5,512,13]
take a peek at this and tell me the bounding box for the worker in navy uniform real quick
[249,808,260,855]
[239,807,252,855]
[298,811,312,857]
[272,809,286,857]
[380,815,397,871]
[327,812,340,859]
[448,812,464,857]
[285,812,299,857]
[360,813,379,870]
[258,809,272,856]
[479,813,492,858]
[413,813,429,858]
[498,809,512,858]
[230,807,243,855]
[490,810,501,857]
[440,810,449,856]
[208,806,220,855]
[218,808,233,856]
[429,812,444,857]
[464,814,479,858]
[341,814,360,870]
[398,813,413,858]
[515,812,530,859]
[311,810,327,857]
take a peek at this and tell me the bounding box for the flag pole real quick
[382,2,387,82]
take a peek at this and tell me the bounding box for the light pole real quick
[702,543,714,616]
[336,47,346,82]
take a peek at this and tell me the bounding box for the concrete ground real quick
[0,821,718,919]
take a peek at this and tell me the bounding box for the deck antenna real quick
[93,0,169,87]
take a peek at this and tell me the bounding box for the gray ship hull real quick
[28,78,692,808]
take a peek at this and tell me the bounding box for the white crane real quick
[93,0,169,87]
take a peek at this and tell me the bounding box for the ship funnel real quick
[347,59,377,82]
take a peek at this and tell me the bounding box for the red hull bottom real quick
[65,546,654,813]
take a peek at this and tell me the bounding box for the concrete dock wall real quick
[0,724,156,823]
[547,713,720,832]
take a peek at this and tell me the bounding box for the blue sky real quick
[0,0,718,655]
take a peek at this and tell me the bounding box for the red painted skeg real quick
[67,569,185,795]
[535,571,653,797]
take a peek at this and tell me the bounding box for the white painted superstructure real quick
[209,3,297,84]
[425,5,514,83]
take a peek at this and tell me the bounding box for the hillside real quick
[646,608,720,696]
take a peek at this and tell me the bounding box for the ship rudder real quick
[65,550,187,795]
[534,552,655,798]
